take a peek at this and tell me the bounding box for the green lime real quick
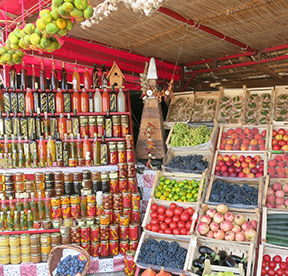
[8,33,19,45]
[164,179,171,185]
[189,198,196,202]
[183,179,188,184]
[24,23,35,34]
[159,176,165,182]
[30,33,41,45]
[36,18,46,31]
[46,23,59,35]
[52,0,63,6]
[155,191,161,198]
[83,4,93,18]
[74,0,88,10]
[171,179,176,184]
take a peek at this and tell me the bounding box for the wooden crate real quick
[261,207,288,249]
[165,121,219,153]
[216,124,269,152]
[256,244,288,276]
[217,86,246,125]
[185,236,254,276]
[164,91,194,129]
[201,259,245,276]
[162,148,214,176]
[141,198,199,239]
[194,203,261,247]
[262,175,288,211]
[134,231,190,275]
[266,151,288,178]
[243,87,275,125]
[268,125,288,152]
[205,175,264,209]
[212,150,267,179]
[150,170,207,203]
[273,85,288,125]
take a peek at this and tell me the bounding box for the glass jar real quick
[25,180,35,191]
[61,235,70,245]
[41,244,51,254]
[51,197,61,207]
[21,245,31,254]
[31,245,41,254]
[51,233,61,244]
[10,245,20,255]
[21,253,31,263]
[0,255,9,265]
[41,253,49,262]
[40,233,51,245]
[52,218,62,229]
[35,181,45,190]
[42,219,52,229]
[60,226,71,236]
[64,218,73,227]
[0,235,9,246]
[9,235,20,246]
[20,233,30,245]
[30,234,40,246]
[11,254,21,264]
[15,182,25,192]
[0,246,9,255]
[31,253,41,263]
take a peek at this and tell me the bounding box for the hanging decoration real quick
[81,0,167,29]
[144,116,156,170]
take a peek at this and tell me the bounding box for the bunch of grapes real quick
[170,123,212,147]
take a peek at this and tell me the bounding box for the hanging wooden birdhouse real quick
[107,61,125,88]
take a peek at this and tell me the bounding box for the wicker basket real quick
[47,245,91,276]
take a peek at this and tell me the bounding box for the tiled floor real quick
[88,272,126,276]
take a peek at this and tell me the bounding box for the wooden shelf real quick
[0,229,60,235]
[0,137,125,143]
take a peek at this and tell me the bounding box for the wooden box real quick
[266,151,288,178]
[134,231,190,275]
[273,85,288,124]
[205,175,264,209]
[162,148,214,176]
[217,87,246,125]
[268,125,288,152]
[164,91,194,129]
[256,244,288,276]
[212,150,267,179]
[150,170,207,203]
[165,121,219,153]
[262,175,288,211]
[141,198,199,239]
[194,203,261,247]
[216,124,269,152]
[185,236,255,276]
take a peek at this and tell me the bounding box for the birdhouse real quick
[107,61,125,88]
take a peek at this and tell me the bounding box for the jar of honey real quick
[61,235,71,245]
[9,235,20,246]
[11,254,21,264]
[20,234,30,245]
[0,255,9,265]
[41,244,51,254]
[21,245,31,254]
[41,253,49,262]
[30,234,40,246]
[31,253,41,263]
[0,246,9,255]
[31,245,41,254]
[51,233,61,244]
[10,245,21,255]
[0,235,9,246]
[35,172,45,182]
[21,253,31,263]
[41,233,51,245]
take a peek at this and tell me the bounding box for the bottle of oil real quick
[28,109,36,140]
[55,132,63,162]
[100,135,108,165]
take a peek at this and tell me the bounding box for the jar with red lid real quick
[70,226,80,243]
[80,225,90,243]
[127,163,136,178]
[110,240,119,256]
[109,224,119,241]
[128,178,137,192]
[90,242,99,257]
[90,224,99,243]
[126,149,134,163]
[118,163,127,178]
[102,193,113,209]
[118,149,126,163]
[131,193,140,210]
[113,210,121,224]
[70,204,80,219]
[100,214,110,225]
[120,240,129,256]
[122,192,131,208]
[129,240,139,251]
[61,205,71,219]
[123,208,131,220]
[80,242,90,254]
[125,135,133,149]
[131,210,141,223]
[129,223,139,241]
[119,225,129,240]
[87,203,96,217]
[99,224,109,241]
[119,178,128,192]
[124,250,136,276]
[100,241,109,257]
[113,193,122,211]
[51,207,61,220]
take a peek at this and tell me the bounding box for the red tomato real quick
[186,221,192,231]
[158,213,166,222]
[151,218,159,225]
[157,206,166,214]
[268,269,276,276]
[280,263,287,270]
[174,207,183,216]
[173,228,180,235]
[164,228,172,234]
[261,268,267,276]
[180,228,187,235]
[187,207,195,215]
[269,261,277,269]
[151,203,158,211]
[178,221,186,229]
[264,255,271,262]
[160,223,168,230]
[159,230,164,234]
[180,212,190,222]
[150,211,158,218]
[169,221,177,230]
[170,203,177,209]
[284,269,288,276]
[165,208,174,217]
[151,224,160,232]
[276,269,284,276]
[146,224,152,231]
[286,257,288,263]
[165,217,172,224]
[274,256,283,263]
[172,215,180,223]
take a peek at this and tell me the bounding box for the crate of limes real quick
[150,171,208,203]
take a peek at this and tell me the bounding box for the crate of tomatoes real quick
[142,198,199,239]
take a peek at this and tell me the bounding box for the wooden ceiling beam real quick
[253,64,287,82]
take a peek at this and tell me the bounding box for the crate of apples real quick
[218,126,267,151]
[214,152,265,178]
[142,198,198,238]
[267,153,288,178]
[271,127,288,152]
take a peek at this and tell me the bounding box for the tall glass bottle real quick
[20,110,28,138]
[6,211,13,230]
[35,107,43,139]
[23,136,29,157]
[64,85,71,113]
[61,62,67,90]
[32,148,39,168]
[10,65,18,89]
[39,148,45,167]
[72,109,80,136]
[30,192,38,220]
[4,112,12,137]
[44,192,51,219]
[92,133,100,165]
[94,88,102,112]
[72,67,80,90]
[9,197,16,217]
[101,64,108,88]
[102,89,109,112]
[89,92,94,113]
[55,132,63,161]
[27,210,33,229]
[76,133,83,160]
[29,133,37,155]
[17,134,23,153]
[56,88,64,113]
[47,135,56,162]
[110,85,117,112]
[83,67,91,89]
[47,148,52,167]
[13,211,20,230]
[83,135,91,159]
[58,113,66,140]
[31,64,36,90]
[12,109,20,136]
[25,88,34,115]
[104,110,113,138]
[12,149,18,168]
[37,192,45,220]
[20,210,27,230]
[28,109,36,140]
[0,110,4,138]
[66,113,72,135]
[39,62,47,91]
[38,136,47,161]
[117,88,126,112]
[3,134,11,154]
[80,89,89,112]
[72,89,80,113]
[50,109,58,139]
[63,133,69,167]
[100,135,108,165]
[0,211,6,231]
[92,63,100,89]
[51,61,58,89]
[20,62,28,89]
[43,111,50,139]
[11,134,17,153]
[69,134,77,159]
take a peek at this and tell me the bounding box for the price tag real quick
[192,213,198,220]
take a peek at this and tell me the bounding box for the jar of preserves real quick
[51,197,61,207]
[100,224,109,241]
[60,226,70,236]
[71,204,80,219]
[31,253,41,263]
[40,233,51,245]
[0,235,9,246]
[80,242,90,254]
[54,171,63,181]
[60,195,70,205]
[41,253,49,262]
[131,210,141,223]
[119,178,128,192]
[15,182,25,192]
[81,225,90,243]
[30,234,40,246]
[103,193,113,209]
[118,163,127,178]
[90,242,99,257]
[113,210,121,224]
[35,181,45,190]
[9,235,20,246]
[86,217,95,226]
[100,214,110,225]
[70,195,80,205]
[110,240,119,256]
[0,255,9,265]
[31,245,41,254]
[52,218,62,229]
[76,218,85,227]
[73,172,82,181]
[0,246,9,255]
[90,224,100,243]
[109,224,119,241]
[70,226,80,243]
[25,180,35,191]
[108,142,118,165]
[41,244,51,254]
[131,193,140,210]
[100,240,109,257]
[51,233,61,244]
[10,245,21,255]
[128,178,136,192]
[11,254,21,264]
[113,193,122,211]
[86,194,96,204]
[124,250,136,276]
[126,149,134,163]
[33,220,42,229]
[122,192,131,208]
[21,253,31,263]
[21,245,31,254]
[63,218,73,227]
[119,225,129,241]
[125,135,133,149]
[127,163,136,178]
[120,240,129,256]
[15,172,25,182]
[119,215,130,226]
[42,219,52,229]
[61,235,71,245]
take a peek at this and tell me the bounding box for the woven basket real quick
[47,245,91,276]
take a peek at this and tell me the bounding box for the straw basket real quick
[47,245,91,276]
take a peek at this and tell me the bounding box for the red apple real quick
[238,172,246,178]
[282,153,288,161]
[234,138,242,145]
[243,127,250,135]
[225,145,233,150]
[278,129,286,136]
[235,167,243,173]
[268,160,277,167]
[227,129,235,136]
[223,155,230,162]
[276,134,283,141]
[222,171,229,177]
[261,130,266,137]
[283,135,288,142]
[258,138,265,145]
[247,134,254,140]
[217,154,223,162]
[260,144,266,151]
[251,145,260,151]
[239,155,245,163]
[251,167,258,174]
[249,161,257,168]
[250,139,258,145]
[222,132,228,139]
[229,172,237,177]
[220,143,225,150]
[258,160,264,166]
[282,145,288,151]
[273,144,281,151]
[275,155,282,161]
[241,162,249,168]
[258,166,264,173]
[239,133,246,140]
[226,160,233,167]
[278,140,286,147]
[235,128,242,134]
[272,139,278,145]
[277,167,285,174]
[241,144,249,151]
[220,165,228,172]
[272,130,278,137]
[245,156,253,163]
[251,127,259,135]
[228,167,235,173]
[247,172,255,178]
[254,155,261,163]
[231,133,238,140]
[230,154,238,162]
[256,172,263,178]
[234,161,241,167]
[243,167,251,174]
[226,139,234,145]
[242,139,250,145]
[278,161,286,167]
[215,164,221,171]
[233,145,241,150]
[219,160,225,166]
[267,167,276,174]
[254,134,262,140]
[278,173,286,178]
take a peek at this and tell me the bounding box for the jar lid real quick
[20,234,30,239]
[9,235,20,240]
[21,244,30,248]
[61,235,70,238]
[31,253,41,256]
[90,224,99,229]
[15,172,24,176]
[42,219,51,223]
[30,234,40,239]
[31,245,40,248]
[54,171,63,175]
[10,254,20,257]
[0,255,9,257]
[81,224,89,229]
[41,233,50,238]
[0,246,9,248]
[0,235,9,239]
[41,244,51,247]
[126,250,136,256]
[70,225,79,230]
[35,172,44,176]
[51,233,61,238]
